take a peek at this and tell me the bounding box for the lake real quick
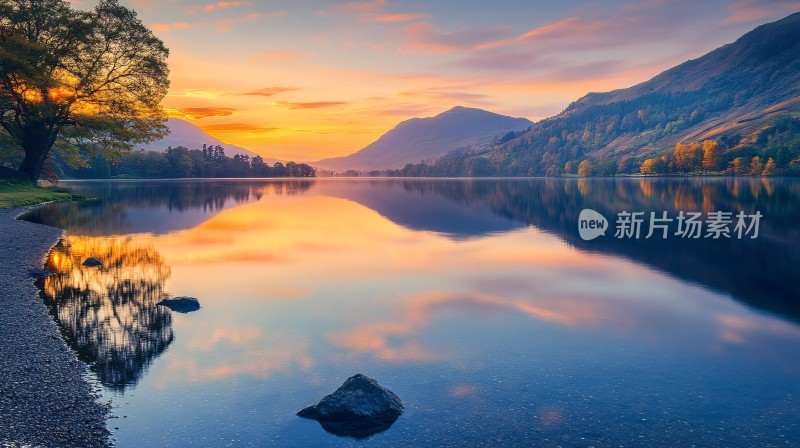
[24,178,800,447]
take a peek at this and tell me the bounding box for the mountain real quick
[141,118,278,163]
[417,12,800,176]
[315,106,533,171]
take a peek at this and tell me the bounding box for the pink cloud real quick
[332,0,386,13]
[722,0,800,24]
[372,13,431,22]
[396,22,512,54]
[324,0,429,23]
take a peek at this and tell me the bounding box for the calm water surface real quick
[25,178,800,447]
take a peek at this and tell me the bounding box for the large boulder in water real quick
[157,296,201,313]
[297,374,403,438]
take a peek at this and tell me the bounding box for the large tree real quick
[0,0,169,181]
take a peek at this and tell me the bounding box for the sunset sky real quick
[71,0,799,161]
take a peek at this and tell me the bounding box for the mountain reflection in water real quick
[25,178,800,447]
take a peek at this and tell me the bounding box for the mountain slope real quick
[425,12,800,176]
[316,106,532,171]
[141,119,278,163]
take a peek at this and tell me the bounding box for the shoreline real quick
[0,208,110,447]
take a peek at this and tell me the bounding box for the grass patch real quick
[0,181,74,208]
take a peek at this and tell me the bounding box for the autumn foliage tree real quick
[762,158,776,175]
[729,157,747,175]
[701,140,721,172]
[577,159,593,176]
[749,156,763,175]
[673,141,702,173]
[0,0,169,181]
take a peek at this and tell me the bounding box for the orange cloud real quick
[242,86,298,97]
[204,1,249,12]
[166,106,236,119]
[152,22,192,32]
[271,101,349,109]
[167,88,231,99]
[201,123,280,133]
[504,17,605,46]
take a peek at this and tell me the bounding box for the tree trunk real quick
[17,133,53,182]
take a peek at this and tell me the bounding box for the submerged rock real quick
[82,257,102,267]
[157,296,201,313]
[297,373,403,438]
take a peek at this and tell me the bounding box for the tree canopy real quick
[0,0,169,180]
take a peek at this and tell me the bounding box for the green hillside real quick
[406,12,800,177]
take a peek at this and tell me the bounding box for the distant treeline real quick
[54,145,315,179]
[329,115,800,177]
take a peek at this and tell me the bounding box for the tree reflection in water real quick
[40,235,173,393]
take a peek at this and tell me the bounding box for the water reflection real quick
[24,180,315,236]
[27,178,800,447]
[40,236,174,392]
[332,178,800,321]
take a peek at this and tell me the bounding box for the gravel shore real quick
[0,208,110,447]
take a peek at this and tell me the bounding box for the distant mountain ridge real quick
[141,119,279,164]
[316,106,532,171]
[413,12,800,176]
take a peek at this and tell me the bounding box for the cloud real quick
[242,87,298,97]
[397,89,494,106]
[271,101,349,109]
[203,1,249,12]
[167,88,231,99]
[722,0,800,25]
[201,123,280,133]
[372,13,431,22]
[455,49,549,72]
[395,22,513,54]
[324,0,429,23]
[166,106,236,120]
[152,22,192,33]
[331,0,386,14]
[152,11,265,33]
[213,12,263,32]
[502,17,605,47]
[393,2,728,56]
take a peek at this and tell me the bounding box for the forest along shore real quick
[0,208,110,448]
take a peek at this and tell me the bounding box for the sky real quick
[68,0,800,162]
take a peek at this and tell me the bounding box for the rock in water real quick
[82,257,102,267]
[297,374,403,438]
[157,296,201,313]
